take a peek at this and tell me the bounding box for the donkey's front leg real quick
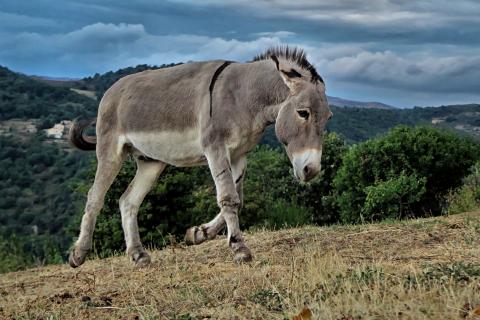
[205,147,252,263]
[185,156,246,246]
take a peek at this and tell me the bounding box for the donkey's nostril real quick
[302,165,318,182]
[303,165,310,176]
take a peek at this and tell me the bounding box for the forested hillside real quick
[328,103,480,143]
[0,66,97,129]
[77,63,181,97]
[262,103,480,146]
[1,63,479,273]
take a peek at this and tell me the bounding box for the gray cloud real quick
[2,21,479,97]
[0,12,56,31]
[0,0,479,106]
[252,31,295,38]
[313,49,480,94]
[168,0,480,45]
[0,23,282,76]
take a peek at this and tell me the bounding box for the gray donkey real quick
[68,46,332,268]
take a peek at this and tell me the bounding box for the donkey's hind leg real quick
[185,156,247,246]
[69,147,125,268]
[119,158,166,267]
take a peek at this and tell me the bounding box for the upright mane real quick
[253,46,323,84]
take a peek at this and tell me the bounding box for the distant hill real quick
[330,104,480,143]
[327,96,396,109]
[261,103,480,146]
[0,66,97,127]
[0,66,100,262]
[34,63,181,98]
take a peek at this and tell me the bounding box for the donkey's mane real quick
[253,46,323,84]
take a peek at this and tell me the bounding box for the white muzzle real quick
[292,149,322,182]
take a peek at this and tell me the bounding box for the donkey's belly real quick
[124,130,206,167]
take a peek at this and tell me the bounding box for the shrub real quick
[0,235,33,273]
[334,126,480,223]
[361,173,426,221]
[0,233,64,273]
[446,162,480,214]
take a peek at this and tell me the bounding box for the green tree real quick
[334,125,480,223]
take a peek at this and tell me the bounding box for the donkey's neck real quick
[240,60,290,125]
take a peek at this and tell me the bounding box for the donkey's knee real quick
[218,191,241,210]
[119,195,140,215]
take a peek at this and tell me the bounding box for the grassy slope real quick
[2,212,480,319]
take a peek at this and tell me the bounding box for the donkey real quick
[68,46,332,268]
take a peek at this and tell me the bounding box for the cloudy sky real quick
[1,0,479,107]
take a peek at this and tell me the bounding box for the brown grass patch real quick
[2,212,480,319]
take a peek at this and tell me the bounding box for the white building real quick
[44,120,72,139]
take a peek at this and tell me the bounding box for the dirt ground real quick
[2,211,480,319]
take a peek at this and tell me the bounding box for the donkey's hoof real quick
[68,248,88,268]
[234,247,253,264]
[185,226,205,246]
[133,251,151,268]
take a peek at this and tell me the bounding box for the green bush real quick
[446,162,480,214]
[334,126,480,223]
[0,235,33,273]
[362,173,426,221]
[0,233,64,273]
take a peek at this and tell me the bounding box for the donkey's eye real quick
[297,109,310,120]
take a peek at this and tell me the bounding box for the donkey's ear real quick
[270,54,304,94]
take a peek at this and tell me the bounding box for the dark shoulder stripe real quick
[209,61,233,117]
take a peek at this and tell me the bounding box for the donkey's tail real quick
[69,118,97,151]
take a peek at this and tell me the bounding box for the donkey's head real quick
[259,47,332,182]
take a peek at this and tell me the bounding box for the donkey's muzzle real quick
[292,149,322,183]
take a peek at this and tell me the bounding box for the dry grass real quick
[2,212,480,319]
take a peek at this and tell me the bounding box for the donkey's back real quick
[91,60,231,167]
[99,60,227,135]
